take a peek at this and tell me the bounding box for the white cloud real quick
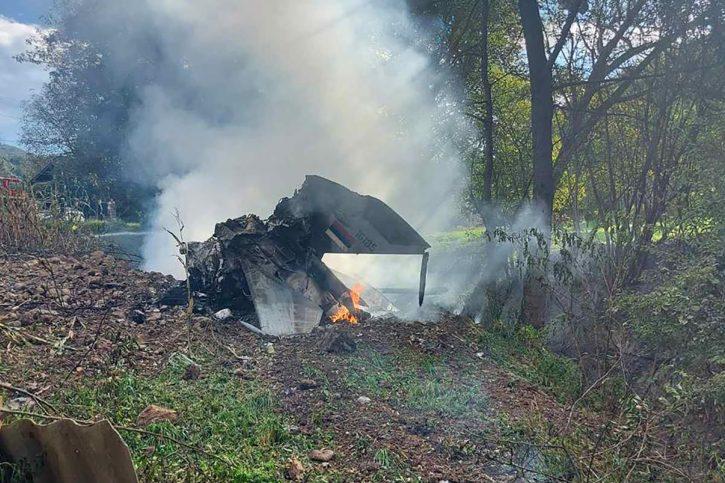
[0,16,47,145]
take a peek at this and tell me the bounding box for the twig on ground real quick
[164,209,194,349]
[0,322,79,351]
[564,357,621,431]
[38,257,66,309]
[209,322,249,361]
[0,381,59,415]
[61,308,111,386]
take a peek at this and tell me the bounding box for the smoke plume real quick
[82,0,473,276]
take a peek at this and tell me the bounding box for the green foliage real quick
[477,324,582,403]
[16,2,157,220]
[614,236,725,425]
[6,0,723,478]
[496,413,580,481]
[77,219,141,234]
[0,143,30,178]
[428,227,485,247]
[466,65,534,209]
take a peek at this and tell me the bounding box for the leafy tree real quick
[16,0,157,220]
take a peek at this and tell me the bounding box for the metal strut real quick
[418,251,429,306]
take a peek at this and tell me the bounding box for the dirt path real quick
[249,316,573,481]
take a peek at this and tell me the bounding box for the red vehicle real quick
[0,177,23,197]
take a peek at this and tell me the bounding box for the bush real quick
[0,190,96,255]
[613,237,724,439]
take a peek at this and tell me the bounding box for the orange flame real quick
[330,283,364,324]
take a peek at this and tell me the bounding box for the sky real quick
[0,0,52,146]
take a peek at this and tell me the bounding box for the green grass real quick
[496,412,581,481]
[476,324,582,404]
[428,227,485,246]
[338,337,580,480]
[44,364,335,482]
[427,219,716,250]
[78,219,142,234]
[344,348,488,418]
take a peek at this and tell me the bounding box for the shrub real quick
[0,189,96,255]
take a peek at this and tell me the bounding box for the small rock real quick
[232,367,254,380]
[285,456,305,481]
[214,308,232,320]
[130,309,146,324]
[298,379,318,390]
[356,396,371,405]
[184,363,202,380]
[265,342,275,354]
[7,397,36,411]
[322,332,357,354]
[308,449,334,462]
[285,424,301,434]
[137,404,178,427]
[19,311,37,326]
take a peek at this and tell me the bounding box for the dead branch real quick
[0,321,79,351]
[0,381,59,415]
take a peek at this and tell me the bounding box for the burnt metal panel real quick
[285,175,430,255]
[240,260,323,336]
[183,175,432,335]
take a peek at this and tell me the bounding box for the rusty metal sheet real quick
[0,418,138,483]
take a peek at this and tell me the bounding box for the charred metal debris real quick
[168,175,430,336]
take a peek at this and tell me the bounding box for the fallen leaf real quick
[309,448,334,462]
[286,455,305,480]
[136,404,178,427]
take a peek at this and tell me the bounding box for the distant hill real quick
[0,143,30,178]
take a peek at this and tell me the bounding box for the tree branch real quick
[547,0,584,70]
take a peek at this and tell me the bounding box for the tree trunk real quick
[481,0,495,202]
[518,0,554,224]
[518,0,554,328]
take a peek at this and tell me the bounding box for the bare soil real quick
[0,252,584,481]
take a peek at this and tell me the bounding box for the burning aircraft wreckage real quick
[175,175,430,336]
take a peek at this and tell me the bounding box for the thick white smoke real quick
[115,0,473,276]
